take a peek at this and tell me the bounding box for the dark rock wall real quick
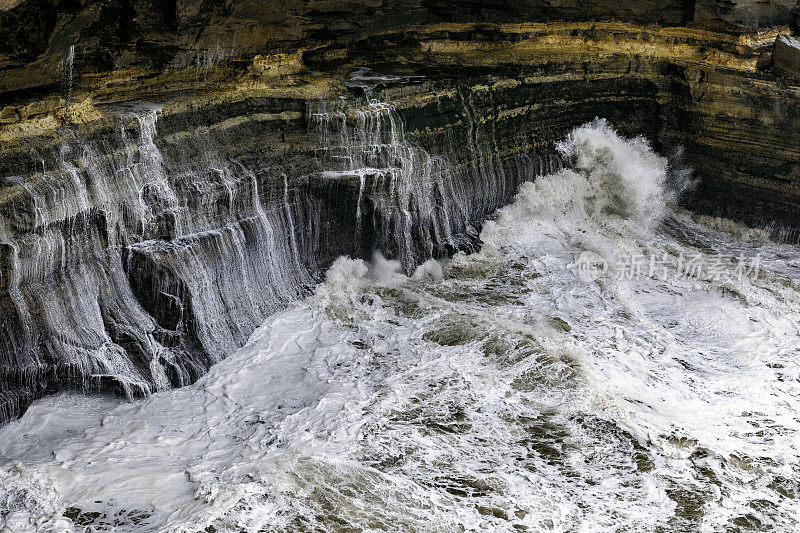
[658,64,800,234]
[2,0,800,421]
[694,0,797,30]
[0,80,597,421]
[2,0,797,97]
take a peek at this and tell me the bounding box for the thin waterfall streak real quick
[0,92,556,421]
[0,104,321,410]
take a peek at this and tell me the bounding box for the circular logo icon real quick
[576,251,608,282]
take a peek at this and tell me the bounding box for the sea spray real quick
[1,121,799,532]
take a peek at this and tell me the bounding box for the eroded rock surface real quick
[2,0,800,421]
[773,33,800,75]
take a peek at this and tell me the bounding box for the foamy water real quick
[2,120,799,532]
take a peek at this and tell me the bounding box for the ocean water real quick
[1,121,799,532]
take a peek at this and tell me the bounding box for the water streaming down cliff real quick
[314,100,463,267]
[310,98,559,269]
[2,120,799,531]
[0,106,314,419]
[0,97,559,421]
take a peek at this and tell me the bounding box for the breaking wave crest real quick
[2,121,799,532]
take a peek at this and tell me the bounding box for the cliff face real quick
[1,0,797,97]
[2,0,800,421]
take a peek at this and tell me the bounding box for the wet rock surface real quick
[2,0,800,420]
[773,33,800,76]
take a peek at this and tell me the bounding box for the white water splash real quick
[2,120,799,532]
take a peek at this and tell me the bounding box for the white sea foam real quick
[2,121,799,532]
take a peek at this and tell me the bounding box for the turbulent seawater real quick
[1,121,799,532]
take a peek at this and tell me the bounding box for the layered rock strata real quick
[2,0,800,420]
